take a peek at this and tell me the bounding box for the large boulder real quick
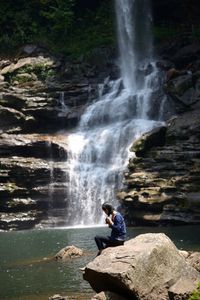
[84,233,200,300]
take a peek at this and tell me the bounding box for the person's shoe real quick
[96,249,103,256]
[79,267,86,272]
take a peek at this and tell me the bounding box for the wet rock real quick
[130,125,167,157]
[164,73,197,106]
[0,157,68,190]
[0,154,68,230]
[84,233,200,300]
[120,100,200,225]
[0,210,45,230]
[0,50,113,230]
[0,133,68,160]
[54,245,83,260]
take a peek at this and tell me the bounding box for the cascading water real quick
[65,0,163,226]
[116,0,153,92]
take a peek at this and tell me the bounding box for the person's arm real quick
[106,214,122,232]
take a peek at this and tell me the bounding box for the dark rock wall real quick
[152,0,200,26]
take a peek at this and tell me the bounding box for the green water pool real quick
[0,225,199,300]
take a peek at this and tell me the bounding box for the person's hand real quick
[105,217,113,225]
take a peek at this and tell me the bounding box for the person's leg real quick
[94,235,111,250]
[111,240,124,247]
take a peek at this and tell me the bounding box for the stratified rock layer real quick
[119,35,200,225]
[0,51,109,230]
[119,100,200,225]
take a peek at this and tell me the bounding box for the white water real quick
[65,0,163,226]
[58,91,70,116]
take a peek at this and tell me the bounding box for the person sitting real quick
[94,202,126,255]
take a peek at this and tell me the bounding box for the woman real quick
[95,202,126,255]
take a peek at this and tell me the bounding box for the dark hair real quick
[102,202,114,216]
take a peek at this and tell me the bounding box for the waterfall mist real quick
[65,0,163,226]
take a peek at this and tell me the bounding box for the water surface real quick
[0,226,199,300]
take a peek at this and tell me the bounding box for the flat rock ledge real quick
[54,245,83,260]
[83,233,200,300]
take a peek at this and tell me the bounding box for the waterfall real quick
[65,0,163,226]
[116,0,153,92]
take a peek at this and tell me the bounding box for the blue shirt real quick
[110,212,126,241]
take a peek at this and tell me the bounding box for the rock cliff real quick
[0,45,116,230]
[118,36,200,225]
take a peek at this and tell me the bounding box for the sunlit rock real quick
[54,245,83,260]
[49,294,68,300]
[0,56,55,76]
[0,210,45,230]
[187,252,200,272]
[84,233,200,300]
[92,291,127,300]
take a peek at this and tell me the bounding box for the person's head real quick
[102,202,114,216]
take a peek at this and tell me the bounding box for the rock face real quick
[119,36,200,226]
[84,233,200,300]
[1,35,200,230]
[119,101,200,225]
[0,48,117,230]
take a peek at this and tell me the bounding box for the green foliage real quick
[40,0,75,40]
[63,1,115,58]
[0,0,114,58]
[189,282,200,300]
[5,63,56,84]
